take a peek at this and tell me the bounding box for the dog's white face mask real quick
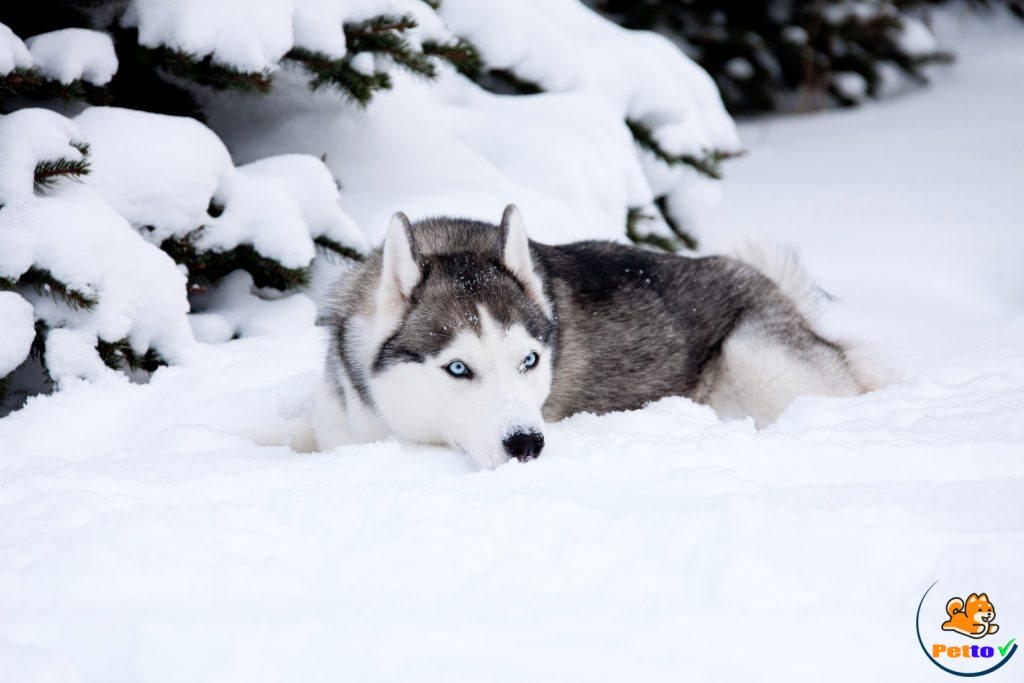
[372,311,552,469]
[365,206,555,469]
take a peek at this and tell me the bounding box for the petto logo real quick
[917,581,1017,676]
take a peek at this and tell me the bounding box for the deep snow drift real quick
[1,11,1023,683]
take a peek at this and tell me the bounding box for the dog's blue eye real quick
[445,360,471,378]
[522,352,539,370]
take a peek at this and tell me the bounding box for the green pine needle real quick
[288,13,481,104]
[30,320,48,365]
[161,229,311,292]
[346,14,436,80]
[143,45,274,93]
[626,206,685,253]
[626,119,740,180]
[1,67,44,94]
[656,196,698,251]
[96,338,164,373]
[422,38,484,79]
[5,267,98,310]
[286,48,392,106]
[0,67,108,104]
[33,156,91,192]
[314,235,365,262]
[70,140,91,157]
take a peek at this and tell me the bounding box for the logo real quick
[917,581,1017,677]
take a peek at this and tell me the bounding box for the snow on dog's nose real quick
[503,429,544,461]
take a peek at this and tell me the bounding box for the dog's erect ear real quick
[978,593,989,602]
[378,212,420,310]
[967,594,979,604]
[500,204,552,317]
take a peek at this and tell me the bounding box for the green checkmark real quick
[998,638,1016,657]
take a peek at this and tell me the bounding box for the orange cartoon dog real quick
[942,593,1000,639]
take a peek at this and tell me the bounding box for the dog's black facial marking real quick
[372,331,425,373]
[370,250,553,375]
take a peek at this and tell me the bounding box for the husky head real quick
[365,205,555,469]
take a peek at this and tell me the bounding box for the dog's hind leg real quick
[696,319,868,428]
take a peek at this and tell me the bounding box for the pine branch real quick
[106,26,207,120]
[0,66,109,105]
[626,120,741,180]
[5,267,98,310]
[96,338,164,373]
[314,235,365,262]
[352,14,420,35]
[422,38,484,79]
[625,207,683,253]
[30,319,48,365]
[285,48,391,105]
[655,195,697,251]
[0,67,44,94]
[161,229,311,292]
[141,44,273,93]
[33,155,91,192]
[289,14,483,103]
[345,14,436,79]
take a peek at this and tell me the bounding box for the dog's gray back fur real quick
[327,214,864,424]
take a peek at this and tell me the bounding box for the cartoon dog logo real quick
[942,593,1000,639]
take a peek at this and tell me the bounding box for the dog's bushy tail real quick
[732,240,824,321]
[732,239,893,392]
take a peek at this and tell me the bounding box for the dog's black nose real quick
[503,431,544,461]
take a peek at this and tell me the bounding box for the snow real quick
[75,107,235,239]
[0,22,32,75]
[2,9,1024,683]
[440,0,739,155]
[0,104,361,393]
[0,109,194,384]
[212,72,653,252]
[897,15,940,57]
[832,71,868,101]
[124,0,295,73]
[239,154,366,253]
[0,184,196,382]
[0,108,83,202]
[189,270,318,343]
[121,0,453,73]
[208,0,735,252]
[725,56,755,80]
[0,292,34,377]
[75,106,357,268]
[24,29,118,86]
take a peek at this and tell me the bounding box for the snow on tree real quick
[0,104,360,410]
[590,0,955,114]
[1,1,739,409]
[438,0,740,250]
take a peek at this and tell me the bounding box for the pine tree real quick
[474,59,738,251]
[1,141,97,406]
[591,0,954,114]
[1,1,481,117]
[2,0,750,409]
[1,0,481,406]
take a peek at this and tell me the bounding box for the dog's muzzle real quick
[503,430,544,461]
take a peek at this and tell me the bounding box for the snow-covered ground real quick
[2,11,1023,683]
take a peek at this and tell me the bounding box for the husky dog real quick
[313,205,882,468]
